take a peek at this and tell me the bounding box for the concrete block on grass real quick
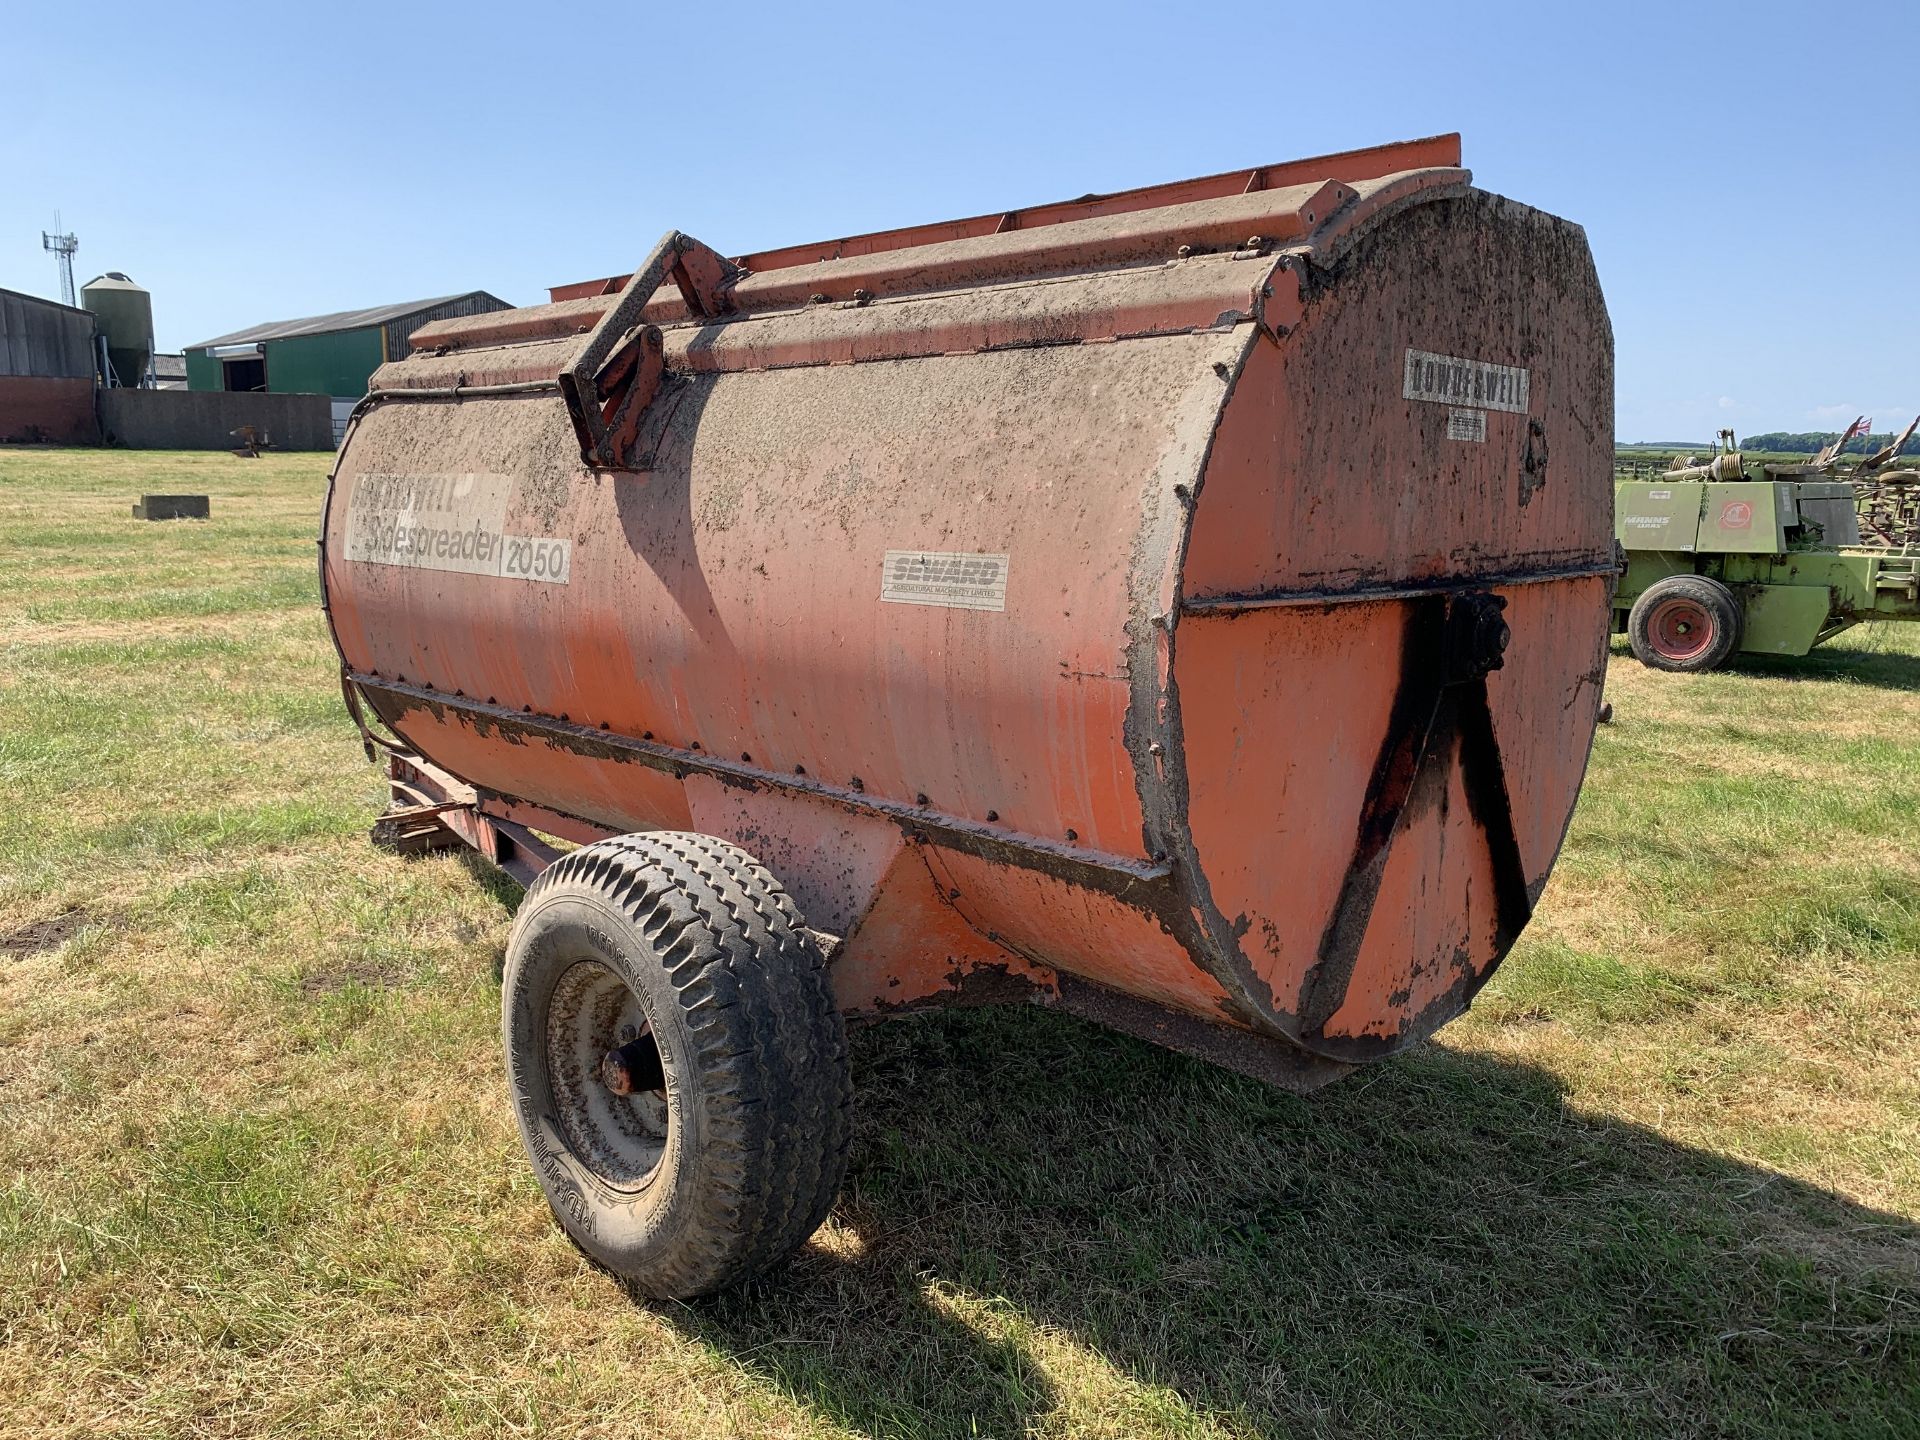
[133,495,211,521]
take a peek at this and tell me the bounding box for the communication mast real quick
[42,215,78,306]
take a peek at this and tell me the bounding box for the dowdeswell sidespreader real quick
[319,134,1614,1296]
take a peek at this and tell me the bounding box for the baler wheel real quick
[500,833,851,1298]
[1627,575,1743,673]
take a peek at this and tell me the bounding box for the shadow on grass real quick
[1725,639,1920,692]
[1608,634,1920,693]
[452,849,526,913]
[671,1007,1919,1439]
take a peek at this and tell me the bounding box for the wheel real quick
[1626,575,1743,673]
[501,832,851,1298]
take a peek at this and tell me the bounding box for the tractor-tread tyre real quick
[1627,575,1743,673]
[501,831,851,1299]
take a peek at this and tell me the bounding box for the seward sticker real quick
[345,472,571,584]
[1446,408,1488,443]
[881,550,1009,611]
[1404,348,1529,414]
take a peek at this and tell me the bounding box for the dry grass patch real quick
[2,447,1916,1437]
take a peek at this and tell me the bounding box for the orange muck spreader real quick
[320,134,1614,1296]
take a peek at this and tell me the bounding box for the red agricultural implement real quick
[320,134,1614,1295]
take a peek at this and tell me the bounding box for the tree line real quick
[1740,429,1920,456]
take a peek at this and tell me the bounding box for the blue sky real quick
[4,0,1913,440]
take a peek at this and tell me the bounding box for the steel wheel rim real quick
[545,959,670,1191]
[1648,597,1714,662]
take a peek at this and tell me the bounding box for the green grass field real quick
[2,448,1917,1438]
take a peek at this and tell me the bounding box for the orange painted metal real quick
[320,135,1613,1086]
[545,133,1464,305]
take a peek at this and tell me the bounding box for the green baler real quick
[1614,423,1920,671]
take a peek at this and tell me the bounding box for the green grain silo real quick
[80,272,154,387]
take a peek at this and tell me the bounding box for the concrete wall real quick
[0,375,99,445]
[99,389,334,451]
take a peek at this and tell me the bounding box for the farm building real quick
[1,286,101,445]
[185,291,511,440]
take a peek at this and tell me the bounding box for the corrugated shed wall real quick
[0,290,97,379]
[381,294,510,364]
[261,329,385,398]
[184,349,224,392]
[181,295,513,398]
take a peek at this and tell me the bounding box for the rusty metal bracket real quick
[370,799,468,855]
[559,230,740,470]
[338,668,411,762]
[373,752,569,887]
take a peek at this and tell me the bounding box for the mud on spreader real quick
[320,134,1615,1296]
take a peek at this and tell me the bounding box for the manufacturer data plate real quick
[880,550,1010,611]
[1446,407,1488,443]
